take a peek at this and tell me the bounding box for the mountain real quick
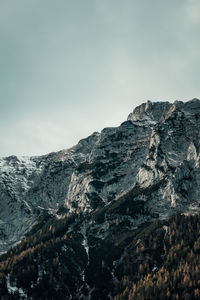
[0,98,200,299]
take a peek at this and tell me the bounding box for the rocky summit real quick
[1,99,200,299]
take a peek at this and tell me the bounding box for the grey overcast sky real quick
[0,0,200,156]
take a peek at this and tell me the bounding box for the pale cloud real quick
[0,0,200,156]
[184,0,200,24]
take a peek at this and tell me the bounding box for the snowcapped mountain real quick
[1,98,200,255]
[1,99,200,299]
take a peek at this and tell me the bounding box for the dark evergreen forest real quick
[0,211,200,299]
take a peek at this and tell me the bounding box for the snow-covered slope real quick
[1,99,200,253]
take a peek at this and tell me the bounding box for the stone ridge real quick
[1,98,200,253]
[127,98,200,123]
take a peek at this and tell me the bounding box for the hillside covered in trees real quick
[115,213,200,300]
[1,210,200,299]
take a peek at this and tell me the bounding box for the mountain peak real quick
[1,98,200,299]
[127,98,200,123]
[127,100,172,123]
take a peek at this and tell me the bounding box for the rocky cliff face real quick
[1,99,200,299]
[1,99,200,255]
